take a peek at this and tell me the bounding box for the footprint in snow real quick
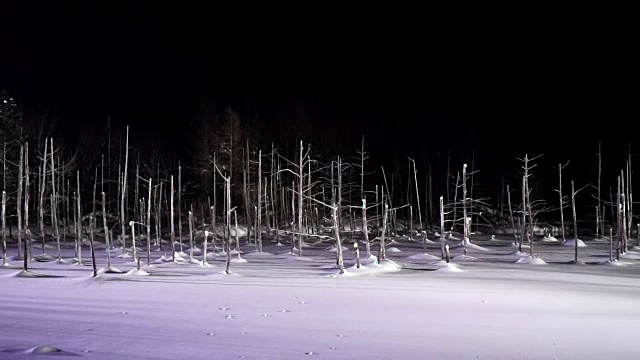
[219,307,231,310]
[120,311,128,315]
[206,333,215,336]
[279,309,291,313]
[336,334,346,337]
[261,313,272,317]
[225,314,236,319]
[305,351,319,355]
[298,301,307,304]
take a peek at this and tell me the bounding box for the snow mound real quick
[231,257,248,263]
[562,239,587,247]
[33,253,56,262]
[325,245,349,252]
[407,253,440,260]
[328,269,357,278]
[125,269,150,276]
[9,270,58,278]
[452,255,477,261]
[542,235,558,243]
[117,252,133,259]
[25,345,80,356]
[97,266,123,274]
[516,256,547,265]
[333,260,401,277]
[465,242,489,251]
[436,263,463,272]
[153,254,173,263]
[603,260,632,266]
[511,251,530,257]
[386,247,402,253]
[244,251,274,257]
[229,249,243,255]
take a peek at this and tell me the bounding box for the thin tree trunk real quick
[297,141,303,257]
[102,192,112,269]
[147,178,151,266]
[271,144,278,244]
[451,172,459,232]
[597,142,602,239]
[257,149,262,252]
[571,180,579,262]
[170,175,176,262]
[440,196,445,259]
[243,145,250,242]
[51,140,60,260]
[462,164,468,256]
[189,206,194,261]
[17,145,23,259]
[2,191,7,266]
[234,210,241,259]
[77,170,83,263]
[24,144,31,268]
[178,162,182,252]
[412,159,422,231]
[362,198,371,257]
[39,139,48,254]
[89,215,97,277]
[333,204,344,274]
[225,175,231,274]
[507,185,517,245]
[120,126,129,254]
[377,204,388,263]
[520,176,525,254]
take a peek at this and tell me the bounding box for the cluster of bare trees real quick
[1,102,638,276]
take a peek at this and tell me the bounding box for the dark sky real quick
[1,7,635,205]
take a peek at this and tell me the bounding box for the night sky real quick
[1,8,635,207]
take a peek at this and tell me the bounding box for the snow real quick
[1,234,640,359]
[515,256,547,265]
[562,238,587,247]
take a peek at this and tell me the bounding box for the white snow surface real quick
[1,234,640,359]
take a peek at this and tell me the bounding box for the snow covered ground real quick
[1,233,640,359]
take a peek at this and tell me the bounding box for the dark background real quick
[0,5,635,212]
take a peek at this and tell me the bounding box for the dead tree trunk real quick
[178,162,182,253]
[170,175,176,262]
[102,192,112,269]
[412,159,422,232]
[507,185,517,245]
[559,163,566,242]
[362,198,371,258]
[39,139,48,254]
[146,178,151,266]
[377,204,388,263]
[333,204,344,274]
[50,140,60,260]
[440,196,445,259]
[519,176,526,254]
[243,145,250,243]
[297,142,304,257]
[597,142,602,239]
[462,164,468,256]
[17,145,23,259]
[257,149,262,252]
[571,180,579,262]
[120,126,129,254]
[451,172,459,232]
[225,174,231,274]
[2,191,7,266]
[234,210,241,260]
[189,206,195,261]
[77,170,83,262]
[89,215,97,277]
